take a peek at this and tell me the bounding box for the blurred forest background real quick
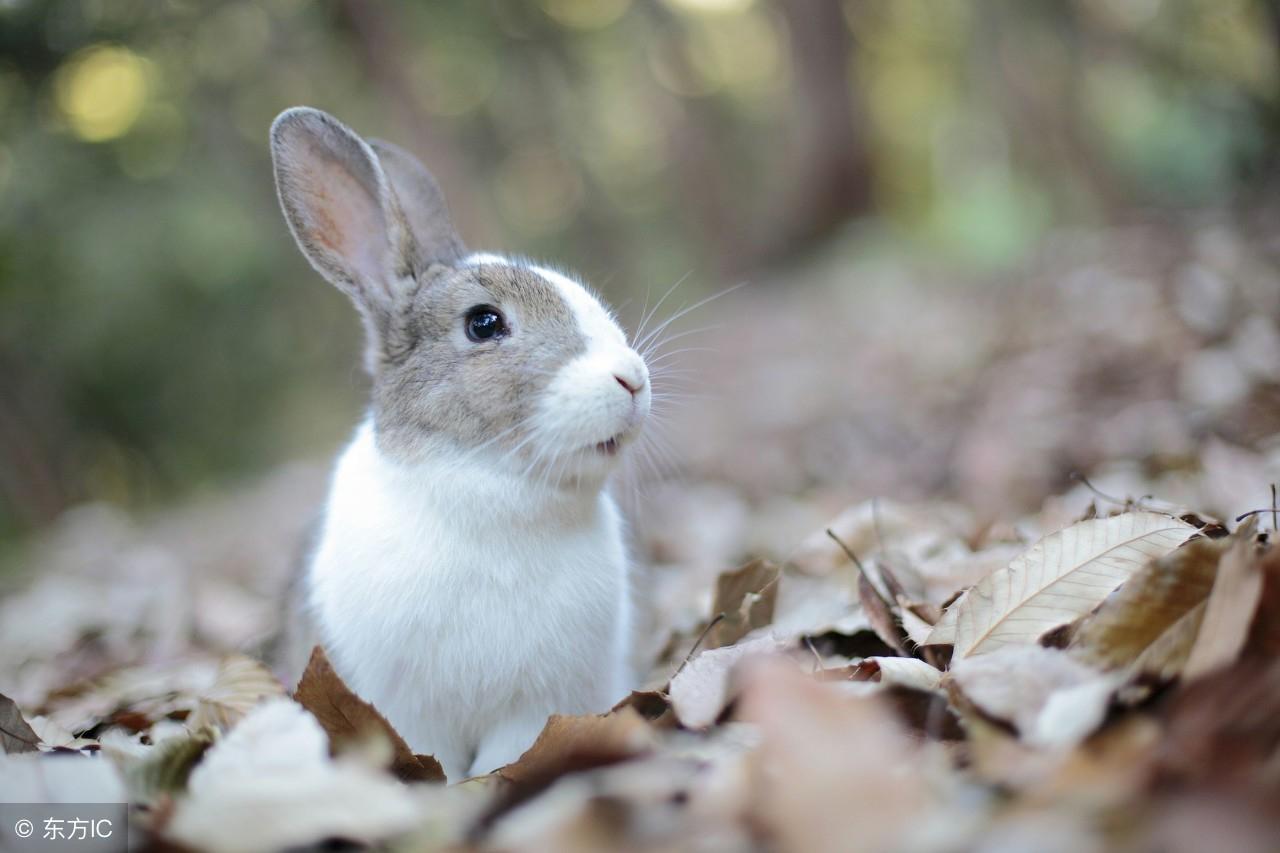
[2,0,1280,544]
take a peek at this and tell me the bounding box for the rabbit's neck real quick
[353,418,604,530]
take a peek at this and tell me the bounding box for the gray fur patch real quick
[372,261,586,461]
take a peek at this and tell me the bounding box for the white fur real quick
[528,263,650,455]
[307,257,643,782]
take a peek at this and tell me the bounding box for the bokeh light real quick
[53,44,150,142]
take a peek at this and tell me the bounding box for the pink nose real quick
[615,374,643,396]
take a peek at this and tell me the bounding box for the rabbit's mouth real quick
[592,428,639,456]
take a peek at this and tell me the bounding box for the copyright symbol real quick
[13,819,33,838]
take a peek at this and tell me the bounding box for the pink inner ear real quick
[297,146,388,282]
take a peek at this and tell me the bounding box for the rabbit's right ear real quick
[368,138,465,271]
[270,107,417,316]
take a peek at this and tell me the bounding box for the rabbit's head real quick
[270,108,649,488]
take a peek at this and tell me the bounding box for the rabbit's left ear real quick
[271,107,425,320]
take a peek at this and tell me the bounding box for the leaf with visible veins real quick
[929,512,1198,658]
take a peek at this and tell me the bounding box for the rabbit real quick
[268,107,649,782]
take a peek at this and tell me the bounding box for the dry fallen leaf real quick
[668,635,787,729]
[929,512,1198,658]
[187,654,286,731]
[1183,518,1266,680]
[864,656,944,693]
[495,708,654,786]
[759,570,870,642]
[113,728,215,808]
[858,570,909,655]
[475,708,657,842]
[707,559,779,649]
[0,692,40,754]
[899,601,937,647]
[293,646,445,784]
[737,657,949,852]
[167,699,423,853]
[949,646,1115,748]
[609,689,676,728]
[1071,536,1225,679]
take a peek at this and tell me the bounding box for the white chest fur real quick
[306,422,633,781]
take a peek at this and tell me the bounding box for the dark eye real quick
[464,306,507,342]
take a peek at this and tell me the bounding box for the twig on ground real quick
[673,613,726,679]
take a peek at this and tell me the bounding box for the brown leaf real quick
[0,692,40,754]
[826,527,908,654]
[707,559,779,649]
[1184,518,1266,680]
[293,646,445,784]
[1245,547,1280,659]
[609,690,676,729]
[1071,536,1225,679]
[470,708,655,841]
[496,708,653,787]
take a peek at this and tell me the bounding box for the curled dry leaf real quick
[706,559,779,649]
[293,646,445,784]
[928,512,1198,658]
[0,692,41,754]
[864,657,944,693]
[1071,536,1225,679]
[1183,518,1266,680]
[858,570,909,655]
